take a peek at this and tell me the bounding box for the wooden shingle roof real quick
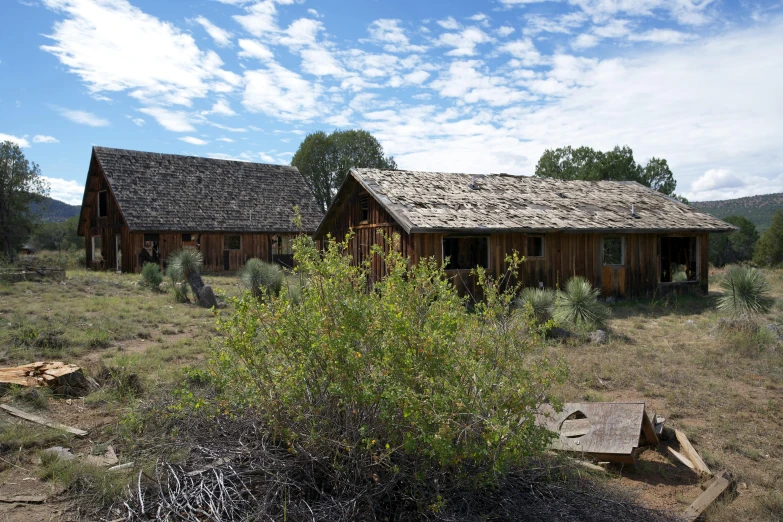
[335,168,735,234]
[92,147,323,233]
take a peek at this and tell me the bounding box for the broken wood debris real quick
[536,402,658,465]
[0,494,48,504]
[675,429,712,475]
[683,470,733,521]
[0,404,88,437]
[0,361,95,397]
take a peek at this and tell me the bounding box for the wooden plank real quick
[667,446,696,470]
[641,409,659,446]
[0,405,88,437]
[676,429,712,475]
[683,473,731,521]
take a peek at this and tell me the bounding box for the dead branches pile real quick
[113,413,677,522]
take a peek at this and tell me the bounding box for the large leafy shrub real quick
[238,258,283,298]
[716,265,773,316]
[211,234,564,480]
[140,262,163,289]
[553,276,610,330]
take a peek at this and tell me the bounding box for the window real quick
[442,237,489,270]
[91,236,102,260]
[527,236,544,258]
[358,194,369,223]
[224,235,241,250]
[660,237,698,283]
[274,235,294,256]
[98,191,108,218]
[603,237,625,266]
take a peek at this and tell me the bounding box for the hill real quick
[693,192,783,232]
[29,195,81,222]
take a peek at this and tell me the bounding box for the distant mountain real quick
[29,196,81,222]
[693,193,783,232]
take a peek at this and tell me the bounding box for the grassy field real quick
[0,261,781,520]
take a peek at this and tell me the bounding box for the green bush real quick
[515,287,555,324]
[211,234,564,480]
[716,265,773,316]
[140,262,163,289]
[166,248,203,302]
[553,277,610,330]
[238,258,283,298]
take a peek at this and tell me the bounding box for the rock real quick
[85,445,118,467]
[198,285,218,309]
[41,446,74,462]
[590,330,608,344]
[158,281,169,292]
[685,320,695,327]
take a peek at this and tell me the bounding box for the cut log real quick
[0,362,93,397]
[0,404,88,437]
[0,494,48,504]
[675,429,712,475]
[667,446,696,470]
[683,472,732,521]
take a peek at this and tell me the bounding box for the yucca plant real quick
[554,276,610,330]
[717,265,773,316]
[166,249,203,302]
[238,258,284,298]
[140,262,163,289]
[515,287,556,324]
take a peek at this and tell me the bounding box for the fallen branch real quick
[0,404,88,437]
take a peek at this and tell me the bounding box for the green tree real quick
[709,215,759,267]
[0,141,49,262]
[292,129,396,210]
[753,209,783,267]
[30,216,80,253]
[535,145,680,197]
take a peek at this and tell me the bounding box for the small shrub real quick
[238,258,283,298]
[716,265,774,316]
[553,277,610,330]
[515,287,556,324]
[140,262,163,289]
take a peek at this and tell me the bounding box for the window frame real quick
[441,235,490,270]
[358,194,369,223]
[602,236,626,266]
[527,235,545,259]
[224,235,242,251]
[97,191,108,218]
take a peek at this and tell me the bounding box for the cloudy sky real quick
[1,0,782,205]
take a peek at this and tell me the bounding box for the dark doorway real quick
[442,237,489,270]
[660,237,698,282]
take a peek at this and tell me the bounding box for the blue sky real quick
[1,0,782,205]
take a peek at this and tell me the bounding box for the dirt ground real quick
[1,265,781,520]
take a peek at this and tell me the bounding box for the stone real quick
[685,319,695,327]
[85,445,119,467]
[198,285,218,309]
[158,281,169,292]
[41,446,74,462]
[590,330,608,344]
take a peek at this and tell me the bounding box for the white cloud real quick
[436,17,461,30]
[33,135,59,144]
[629,28,695,44]
[300,46,345,77]
[568,0,716,25]
[497,25,515,37]
[437,27,493,56]
[524,12,587,35]
[194,15,233,47]
[366,19,427,53]
[404,70,430,85]
[216,137,235,142]
[233,0,279,37]
[58,108,110,127]
[41,0,240,106]
[691,168,746,192]
[498,38,542,65]
[139,107,194,132]
[203,98,236,116]
[572,33,600,49]
[431,60,533,106]
[238,39,274,61]
[179,136,208,145]
[242,63,323,121]
[42,176,84,205]
[0,133,30,148]
[687,170,783,200]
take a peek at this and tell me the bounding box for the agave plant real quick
[515,287,556,323]
[717,265,773,316]
[554,276,610,330]
[169,248,203,281]
[239,258,284,298]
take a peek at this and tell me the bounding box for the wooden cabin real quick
[77,147,323,273]
[315,169,736,299]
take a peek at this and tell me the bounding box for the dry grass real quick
[548,267,783,521]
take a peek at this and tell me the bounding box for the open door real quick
[115,235,122,272]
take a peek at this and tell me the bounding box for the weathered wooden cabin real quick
[315,169,735,298]
[77,147,323,273]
